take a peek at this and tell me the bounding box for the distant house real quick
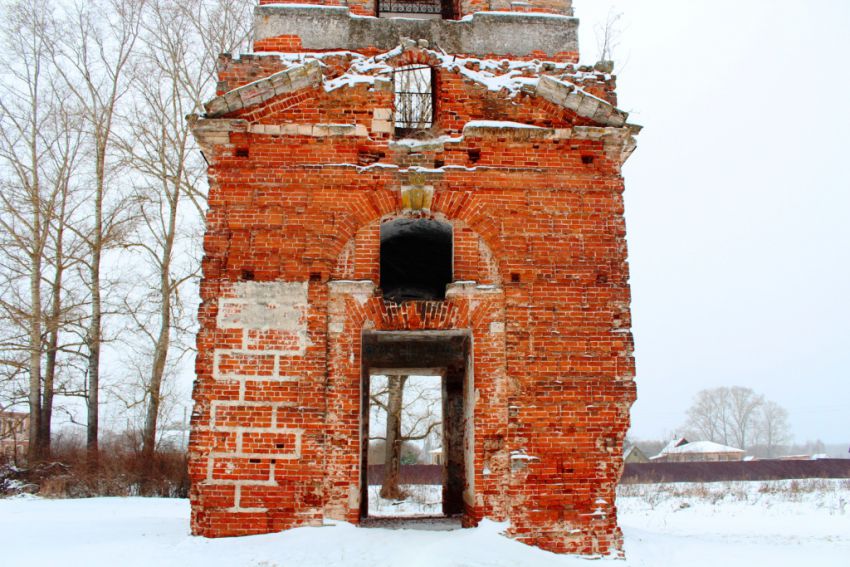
[660,437,689,454]
[624,445,649,464]
[428,447,444,466]
[0,411,29,460]
[651,439,745,463]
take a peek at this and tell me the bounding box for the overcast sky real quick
[574,0,850,443]
[148,2,849,447]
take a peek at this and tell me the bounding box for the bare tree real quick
[684,387,732,445]
[370,374,442,500]
[683,386,792,453]
[726,386,765,450]
[595,9,624,66]
[380,375,407,499]
[0,0,254,466]
[45,0,145,465]
[0,0,86,461]
[37,109,88,457]
[113,0,253,472]
[757,400,791,458]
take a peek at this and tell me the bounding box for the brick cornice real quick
[202,59,323,118]
[535,75,629,128]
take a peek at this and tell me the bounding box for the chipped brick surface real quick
[189,0,637,557]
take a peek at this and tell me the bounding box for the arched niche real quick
[331,214,501,292]
[380,217,452,302]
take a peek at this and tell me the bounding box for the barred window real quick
[377,0,455,19]
[394,65,433,136]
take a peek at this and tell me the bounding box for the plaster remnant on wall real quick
[328,280,376,305]
[218,281,309,332]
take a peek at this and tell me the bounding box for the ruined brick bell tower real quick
[189,0,639,555]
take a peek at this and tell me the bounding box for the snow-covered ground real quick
[367,484,443,517]
[1,479,848,566]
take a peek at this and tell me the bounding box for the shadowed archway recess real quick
[380,218,452,302]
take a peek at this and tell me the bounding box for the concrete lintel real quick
[368,367,446,376]
[462,121,555,140]
[187,115,249,154]
[247,123,369,137]
[254,6,578,58]
[366,329,471,340]
[572,125,641,164]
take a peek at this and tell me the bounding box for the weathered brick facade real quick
[189,0,638,556]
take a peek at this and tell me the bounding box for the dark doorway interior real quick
[361,331,469,522]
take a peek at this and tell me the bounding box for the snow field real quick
[367,484,443,517]
[0,479,847,567]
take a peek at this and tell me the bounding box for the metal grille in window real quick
[379,0,442,14]
[394,65,433,133]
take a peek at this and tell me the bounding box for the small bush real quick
[0,437,189,499]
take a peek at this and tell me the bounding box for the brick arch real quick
[430,189,509,275]
[364,297,469,331]
[330,210,502,286]
[381,47,444,70]
[305,183,401,277]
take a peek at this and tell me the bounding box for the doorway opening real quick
[361,331,470,524]
[367,373,443,517]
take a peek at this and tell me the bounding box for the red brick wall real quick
[190,42,636,556]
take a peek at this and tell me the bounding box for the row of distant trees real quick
[682,386,791,457]
[0,0,255,468]
[629,386,802,460]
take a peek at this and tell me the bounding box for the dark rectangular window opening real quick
[360,332,470,527]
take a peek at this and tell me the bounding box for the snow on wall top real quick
[203,45,631,129]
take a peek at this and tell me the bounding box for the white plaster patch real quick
[218,281,309,331]
[205,283,311,511]
[328,280,375,306]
